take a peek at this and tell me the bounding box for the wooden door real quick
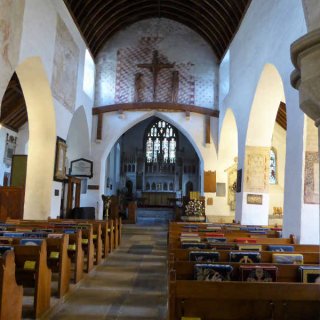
[0,186,25,220]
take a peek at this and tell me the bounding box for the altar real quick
[141,192,176,207]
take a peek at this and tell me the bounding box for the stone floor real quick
[43,217,169,320]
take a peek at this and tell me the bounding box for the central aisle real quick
[47,224,168,320]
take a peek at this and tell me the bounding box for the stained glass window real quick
[145,119,177,163]
[269,148,277,184]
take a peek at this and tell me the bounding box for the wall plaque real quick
[247,194,263,205]
[204,170,216,192]
[69,158,93,178]
[216,183,226,197]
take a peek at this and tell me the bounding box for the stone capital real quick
[291,28,320,121]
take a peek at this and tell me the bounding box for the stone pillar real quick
[291,28,320,243]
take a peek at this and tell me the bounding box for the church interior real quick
[0,0,320,319]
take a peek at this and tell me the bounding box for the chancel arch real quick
[239,64,286,226]
[216,108,238,218]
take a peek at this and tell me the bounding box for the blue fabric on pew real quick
[194,264,233,281]
[229,251,261,263]
[20,239,43,246]
[64,230,76,234]
[23,232,47,239]
[267,245,294,252]
[0,246,13,256]
[2,232,24,238]
[189,251,220,262]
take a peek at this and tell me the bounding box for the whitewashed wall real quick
[220,0,312,241]
[0,0,94,218]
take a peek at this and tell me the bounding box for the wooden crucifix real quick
[137,50,174,101]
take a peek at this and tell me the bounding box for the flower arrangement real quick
[185,199,205,216]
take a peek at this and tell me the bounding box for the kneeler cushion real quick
[229,251,261,263]
[236,244,262,251]
[240,265,278,282]
[20,238,43,246]
[207,243,236,250]
[181,243,206,249]
[194,264,233,281]
[272,253,303,264]
[189,251,219,262]
[267,245,294,252]
[206,237,227,243]
[299,266,320,283]
[234,238,257,243]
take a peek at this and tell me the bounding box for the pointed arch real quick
[15,57,56,219]
[66,106,91,163]
[246,64,285,147]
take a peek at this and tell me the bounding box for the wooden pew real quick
[169,279,320,320]
[14,241,52,318]
[66,230,84,283]
[0,250,23,320]
[46,235,71,298]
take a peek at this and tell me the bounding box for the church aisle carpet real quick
[45,224,168,320]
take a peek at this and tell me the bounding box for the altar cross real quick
[137,50,174,101]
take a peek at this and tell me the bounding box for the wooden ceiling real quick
[0,73,28,132]
[63,0,251,61]
[276,101,287,131]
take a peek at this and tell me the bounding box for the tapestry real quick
[304,151,319,204]
[240,266,277,282]
[194,264,233,281]
[189,251,220,263]
[244,146,269,193]
[52,16,79,112]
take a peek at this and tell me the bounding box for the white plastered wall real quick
[219,0,309,240]
[214,108,238,216]
[0,0,94,218]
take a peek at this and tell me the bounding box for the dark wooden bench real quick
[0,250,23,320]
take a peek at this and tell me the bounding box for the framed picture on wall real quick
[3,134,17,167]
[54,137,67,182]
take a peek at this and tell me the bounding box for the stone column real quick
[291,28,320,243]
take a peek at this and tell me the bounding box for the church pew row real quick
[169,279,320,320]
[169,248,320,265]
[171,260,320,282]
[0,234,76,295]
[0,218,122,318]
[4,222,96,273]
[0,250,23,320]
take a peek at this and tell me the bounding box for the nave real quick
[45,221,168,320]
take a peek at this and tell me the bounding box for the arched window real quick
[269,148,277,184]
[145,119,177,163]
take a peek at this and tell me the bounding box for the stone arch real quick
[15,57,56,219]
[241,63,286,225]
[98,110,206,193]
[217,108,238,215]
[67,106,90,161]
